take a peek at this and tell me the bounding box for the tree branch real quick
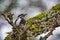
[1,13,10,23]
[0,13,20,34]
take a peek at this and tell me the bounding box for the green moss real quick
[4,32,12,40]
[50,3,60,10]
[26,2,60,35]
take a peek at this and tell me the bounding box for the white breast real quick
[16,18,21,25]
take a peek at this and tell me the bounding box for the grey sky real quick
[47,27,60,40]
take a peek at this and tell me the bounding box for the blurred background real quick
[0,0,60,40]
